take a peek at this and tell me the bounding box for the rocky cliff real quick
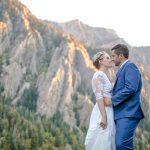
[0,0,149,130]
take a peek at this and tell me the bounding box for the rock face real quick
[0,0,95,126]
[51,19,124,49]
[0,0,149,128]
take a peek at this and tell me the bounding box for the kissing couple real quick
[85,44,144,150]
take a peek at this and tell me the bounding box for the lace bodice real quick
[92,71,112,101]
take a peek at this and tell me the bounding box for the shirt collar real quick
[120,59,129,69]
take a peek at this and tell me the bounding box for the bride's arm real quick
[97,99,107,129]
[93,74,107,129]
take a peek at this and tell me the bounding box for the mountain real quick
[48,19,150,111]
[49,19,125,48]
[0,0,150,149]
[0,0,95,127]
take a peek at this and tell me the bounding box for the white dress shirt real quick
[120,59,129,69]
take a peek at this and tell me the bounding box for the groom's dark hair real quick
[111,44,129,58]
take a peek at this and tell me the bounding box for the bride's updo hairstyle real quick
[93,51,107,69]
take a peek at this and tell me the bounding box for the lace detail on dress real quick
[92,71,112,101]
[93,74,104,100]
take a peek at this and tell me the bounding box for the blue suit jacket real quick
[112,60,144,120]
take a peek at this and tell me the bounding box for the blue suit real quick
[112,60,144,150]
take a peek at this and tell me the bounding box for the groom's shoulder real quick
[125,60,140,71]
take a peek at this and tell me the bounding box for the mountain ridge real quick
[0,1,150,149]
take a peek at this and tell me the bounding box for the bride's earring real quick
[99,60,102,65]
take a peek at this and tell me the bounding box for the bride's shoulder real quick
[93,71,105,79]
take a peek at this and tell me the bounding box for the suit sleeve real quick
[112,63,141,107]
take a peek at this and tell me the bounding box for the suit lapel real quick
[113,60,130,89]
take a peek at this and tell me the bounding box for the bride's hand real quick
[104,97,112,106]
[100,117,107,129]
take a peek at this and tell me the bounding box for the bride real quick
[85,51,116,150]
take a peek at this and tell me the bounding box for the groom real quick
[111,44,144,150]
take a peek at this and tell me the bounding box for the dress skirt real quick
[85,103,116,150]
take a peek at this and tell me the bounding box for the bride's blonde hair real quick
[93,51,107,69]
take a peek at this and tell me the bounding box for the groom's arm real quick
[112,63,141,107]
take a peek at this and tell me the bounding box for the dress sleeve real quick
[93,74,104,101]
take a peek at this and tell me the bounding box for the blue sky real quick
[19,0,150,46]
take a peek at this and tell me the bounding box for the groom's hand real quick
[104,97,112,106]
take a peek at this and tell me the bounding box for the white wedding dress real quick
[85,71,116,150]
